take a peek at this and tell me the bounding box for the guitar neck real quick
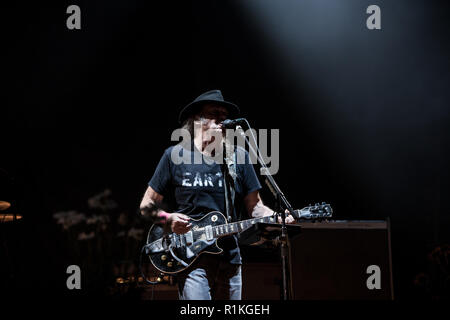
[212,215,277,238]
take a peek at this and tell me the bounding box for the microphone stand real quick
[232,121,295,300]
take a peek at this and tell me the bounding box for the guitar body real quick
[146,211,227,274]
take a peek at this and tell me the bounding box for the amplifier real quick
[289,220,394,300]
[242,220,394,300]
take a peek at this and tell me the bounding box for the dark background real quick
[1,0,449,299]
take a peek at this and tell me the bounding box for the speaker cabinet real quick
[289,220,394,300]
[242,220,393,300]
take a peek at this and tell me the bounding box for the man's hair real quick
[181,116,195,138]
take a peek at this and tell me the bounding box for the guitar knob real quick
[167,261,173,268]
[161,255,167,261]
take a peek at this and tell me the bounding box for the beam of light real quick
[238,1,445,210]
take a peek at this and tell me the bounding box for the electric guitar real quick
[144,203,332,274]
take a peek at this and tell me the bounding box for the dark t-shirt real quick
[148,143,262,265]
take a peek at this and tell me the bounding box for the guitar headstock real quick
[292,202,333,220]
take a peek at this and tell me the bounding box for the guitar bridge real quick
[185,231,193,246]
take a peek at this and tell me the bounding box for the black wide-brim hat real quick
[178,89,240,124]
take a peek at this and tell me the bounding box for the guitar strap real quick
[222,142,237,222]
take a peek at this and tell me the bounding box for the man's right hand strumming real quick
[167,213,192,234]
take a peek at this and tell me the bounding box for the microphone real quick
[222,118,247,129]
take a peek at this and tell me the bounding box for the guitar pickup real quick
[205,225,213,241]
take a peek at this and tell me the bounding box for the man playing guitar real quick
[140,89,295,300]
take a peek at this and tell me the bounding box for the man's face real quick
[194,104,228,140]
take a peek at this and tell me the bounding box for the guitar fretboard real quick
[212,215,277,238]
